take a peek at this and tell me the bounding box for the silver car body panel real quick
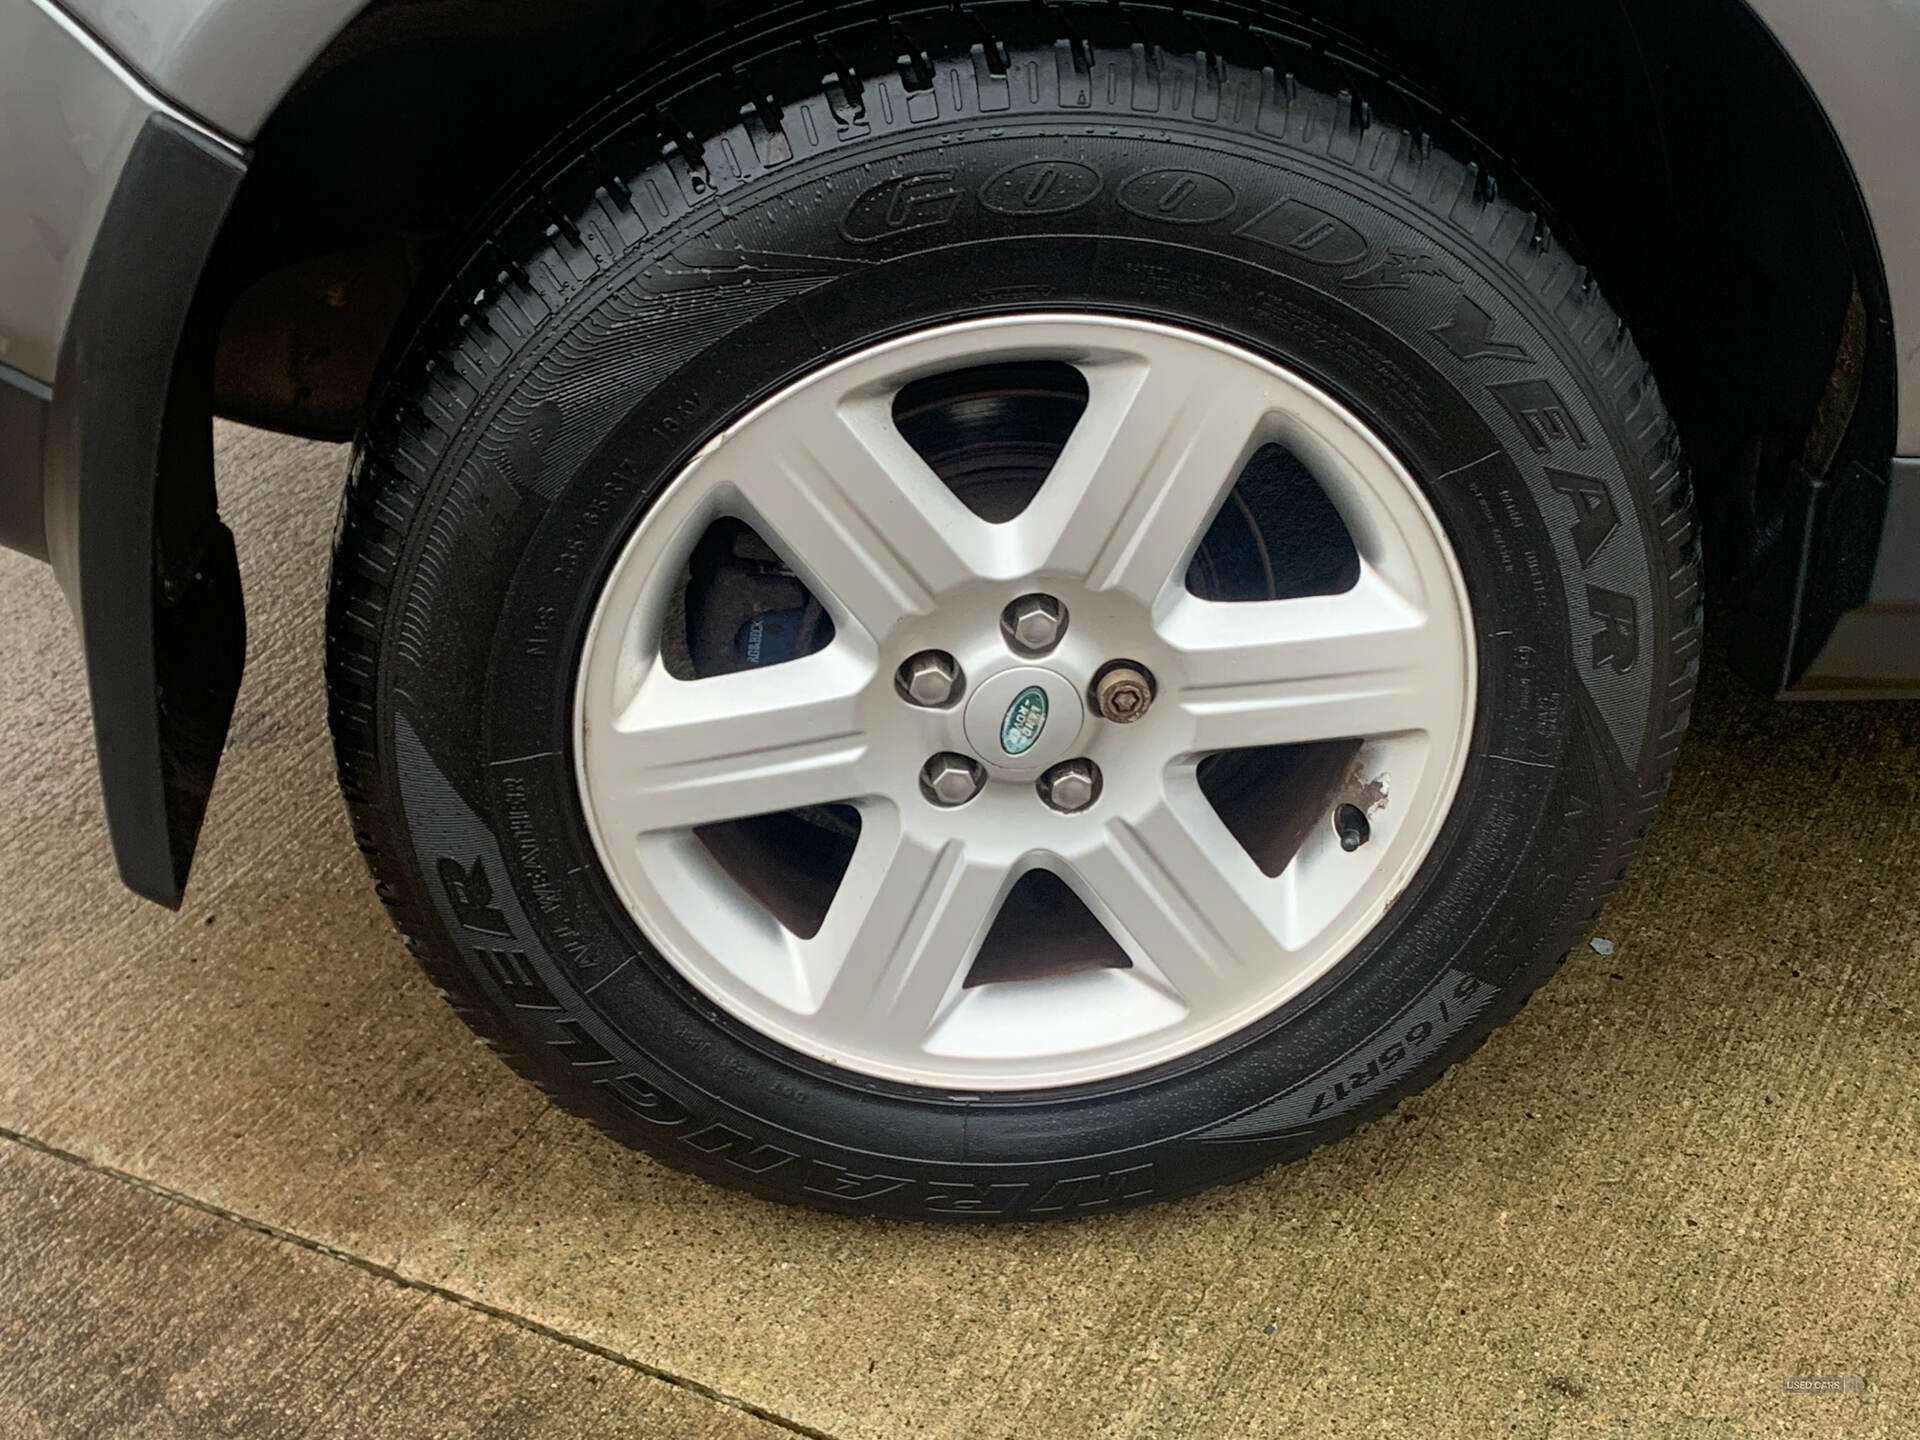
[0,0,236,385]
[57,0,353,139]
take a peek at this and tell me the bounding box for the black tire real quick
[327,2,1699,1219]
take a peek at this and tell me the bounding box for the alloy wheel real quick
[573,314,1475,1089]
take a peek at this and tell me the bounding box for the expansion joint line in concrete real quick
[0,1123,840,1440]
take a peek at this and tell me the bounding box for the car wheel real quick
[327,4,1699,1217]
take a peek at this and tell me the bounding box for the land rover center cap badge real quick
[962,667,1084,774]
[1000,686,1049,755]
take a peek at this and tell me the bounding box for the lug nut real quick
[898,651,963,708]
[922,753,986,807]
[1039,758,1101,814]
[1094,663,1155,724]
[1002,594,1067,655]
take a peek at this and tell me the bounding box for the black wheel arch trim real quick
[0,362,51,560]
[41,112,249,907]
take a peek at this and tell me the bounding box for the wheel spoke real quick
[1165,569,1456,752]
[1065,787,1288,1011]
[588,650,874,833]
[807,819,1007,1043]
[724,388,990,641]
[1024,346,1275,607]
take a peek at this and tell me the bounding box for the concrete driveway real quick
[1,425,1916,1439]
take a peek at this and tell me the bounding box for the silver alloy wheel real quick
[574,315,1475,1090]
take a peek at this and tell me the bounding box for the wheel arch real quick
[132,0,1899,897]
[192,0,1898,675]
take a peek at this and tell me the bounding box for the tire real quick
[327,2,1699,1219]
